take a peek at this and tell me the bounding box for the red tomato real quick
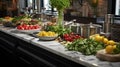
[70,32,74,35]
[17,25,24,30]
[28,25,32,29]
[24,26,28,30]
[17,25,21,29]
[21,24,27,27]
[32,25,37,29]
[63,34,69,38]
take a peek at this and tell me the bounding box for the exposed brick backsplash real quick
[69,0,108,17]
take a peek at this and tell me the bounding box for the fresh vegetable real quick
[90,34,119,54]
[45,25,71,36]
[12,14,41,26]
[113,42,120,54]
[63,32,82,42]
[2,16,13,22]
[49,0,70,25]
[66,38,105,55]
[12,16,25,23]
[17,24,40,30]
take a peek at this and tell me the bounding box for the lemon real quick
[100,36,104,42]
[95,35,103,42]
[49,33,54,36]
[107,40,115,46]
[38,33,43,36]
[113,45,116,49]
[37,31,56,37]
[103,38,109,45]
[43,32,48,36]
[105,45,114,54]
[48,31,56,36]
[37,32,42,36]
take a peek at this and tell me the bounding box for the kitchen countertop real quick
[0,26,120,67]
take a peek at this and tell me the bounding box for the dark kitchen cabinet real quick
[0,31,85,67]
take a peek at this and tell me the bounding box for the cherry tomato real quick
[63,34,69,38]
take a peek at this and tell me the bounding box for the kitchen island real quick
[0,25,120,67]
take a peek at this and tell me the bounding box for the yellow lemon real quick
[103,38,109,45]
[48,31,55,36]
[41,31,46,33]
[107,40,115,46]
[113,45,116,49]
[95,35,102,42]
[43,32,48,36]
[105,45,114,54]
[38,33,43,36]
[37,32,42,36]
[99,36,104,42]
[52,32,56,36]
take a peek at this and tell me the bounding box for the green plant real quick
[49,0,70,26]
[66,38,105,55]
[45,25,71,36]
[113,42,120,54]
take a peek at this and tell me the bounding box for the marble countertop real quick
[0,26,120,67]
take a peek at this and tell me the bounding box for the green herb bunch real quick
[49,0,70,26]
[45,25,71,36]
[66,38,105,55]
[113,42,120,54]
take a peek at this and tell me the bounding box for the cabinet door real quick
[16,46,56,67]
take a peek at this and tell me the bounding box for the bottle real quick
[103,14,114,39]
[103,14,114,33]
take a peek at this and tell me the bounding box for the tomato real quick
[17,25,24,30]
[24,26,29,30]
[70,32,74,35]
[29,25,33,29]
[65,37,69,41]
[17,25,21,29]
[63,34,69,38]
[63,32,82,42]
[21,24,27,27]
[17,24,40,30]
[75,35,81,39]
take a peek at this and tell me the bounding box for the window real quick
[115,0,120,15]
[44,0,50,10]
[43,0,57,11]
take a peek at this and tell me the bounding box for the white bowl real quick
[16,28,41,34]
[38,36,58,41]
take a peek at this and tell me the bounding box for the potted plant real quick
[49,0,70,27]
[45,0,71,36]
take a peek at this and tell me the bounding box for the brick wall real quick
[69,0,108,17]
[97,0,107,17]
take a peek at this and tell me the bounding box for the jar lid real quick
[88,22,102,28]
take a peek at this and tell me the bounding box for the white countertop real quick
[0,26,120,67]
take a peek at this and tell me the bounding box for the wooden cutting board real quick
[96,49,120,62]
